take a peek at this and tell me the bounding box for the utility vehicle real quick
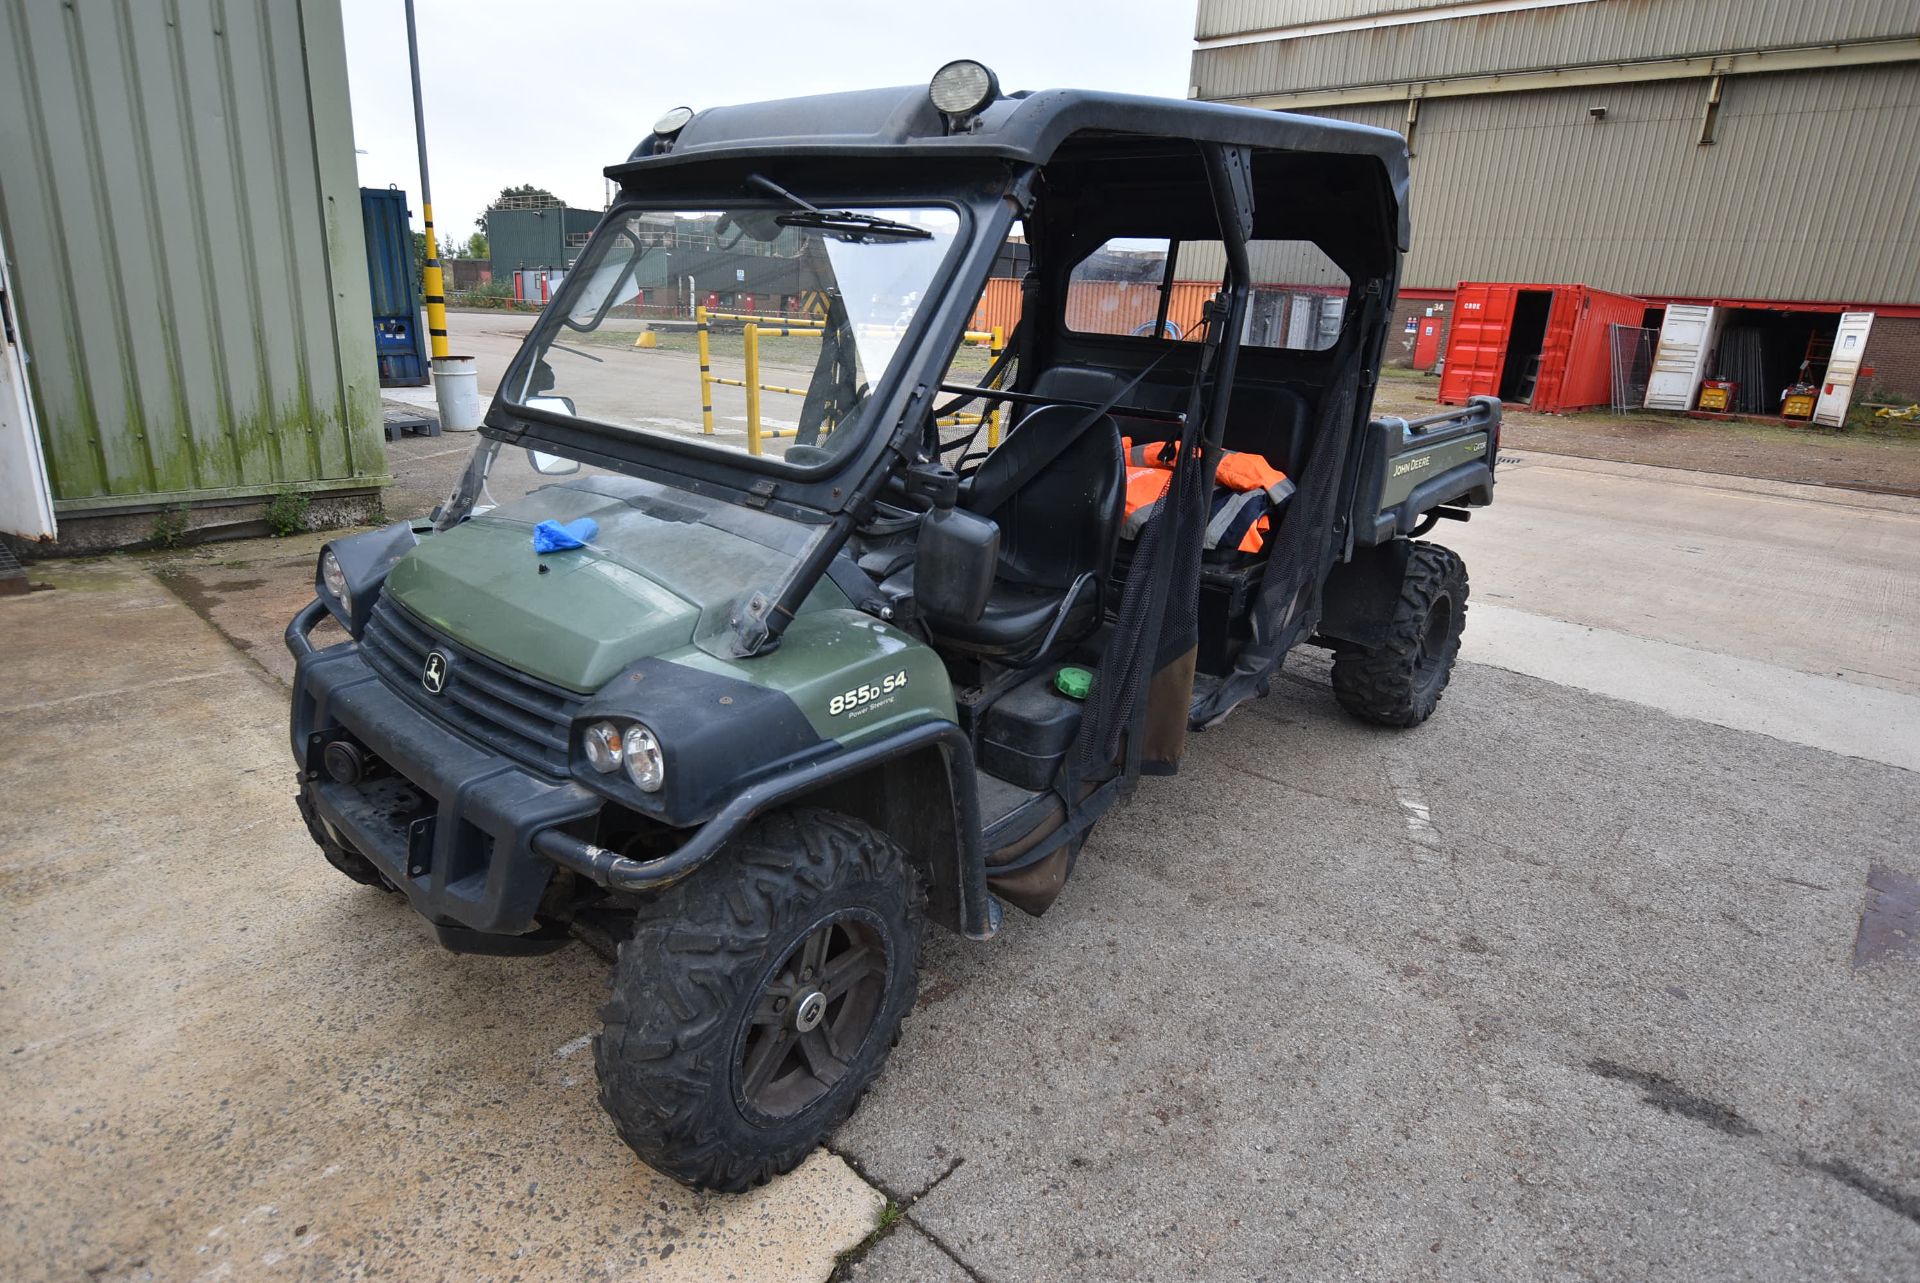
[287,64,1499,1192]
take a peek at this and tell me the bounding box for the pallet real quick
[381,403,442,441]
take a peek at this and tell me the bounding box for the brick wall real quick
[1861,315,1920,401]
[1386,296,1452,368]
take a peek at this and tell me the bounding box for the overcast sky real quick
[340,0,1198,248]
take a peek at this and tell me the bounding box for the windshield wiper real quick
[548,340,604,363]
[747,172,932,241]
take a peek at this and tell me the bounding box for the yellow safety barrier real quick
[933,322,1005,447]
[696,309,1004,456]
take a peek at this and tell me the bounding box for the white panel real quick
[1812,311,1875,427]
[0,229,54,539]
[1644,304,1721,410]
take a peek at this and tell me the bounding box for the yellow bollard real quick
[744,323,762,455]
[696,306,714,435]
[420,202,449,359]
[632,330,657,349]
[989,325,1005,447]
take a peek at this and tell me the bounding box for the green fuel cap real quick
[1055,666,1093,700]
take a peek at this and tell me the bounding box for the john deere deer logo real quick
[422,651,448,694]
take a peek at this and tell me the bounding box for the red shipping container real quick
[1437,282,1648,413]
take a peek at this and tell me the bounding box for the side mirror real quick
[914,506,999,625]
[527,449,579,476]
[522,397,581,475]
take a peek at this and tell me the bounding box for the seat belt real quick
[966,341,1188,517]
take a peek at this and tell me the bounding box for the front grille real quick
[360,596,582,775]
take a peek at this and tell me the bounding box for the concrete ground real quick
[5,312,1918,1281]
[0,558,883,1282]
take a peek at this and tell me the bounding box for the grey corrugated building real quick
[1191,0,1920,407]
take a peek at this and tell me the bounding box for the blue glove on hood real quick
[531,517,597,553]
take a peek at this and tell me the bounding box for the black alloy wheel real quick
[736,910,892,1121]
[594,807,924,1192]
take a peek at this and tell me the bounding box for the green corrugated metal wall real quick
[0,0,386,513]
[488,206,602,282]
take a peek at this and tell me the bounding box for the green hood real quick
[384,480,835,692]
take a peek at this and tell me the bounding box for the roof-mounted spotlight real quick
[929,60,999,132]
[654,106,695,137]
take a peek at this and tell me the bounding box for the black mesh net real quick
[1188,288,1380,728]
[1068,309,1221,785]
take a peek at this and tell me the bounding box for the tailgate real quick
[1351,394,1500,545]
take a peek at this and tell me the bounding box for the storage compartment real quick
[978,670,1085,790]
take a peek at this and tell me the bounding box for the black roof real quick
[607,86,1411,248]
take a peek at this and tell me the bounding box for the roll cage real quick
[480,86,1409,655]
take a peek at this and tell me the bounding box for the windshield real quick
[505,203,963,466]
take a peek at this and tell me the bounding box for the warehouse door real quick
[1812,312,1874,428]
[0,232,55,541]
[1645,304,1722,410]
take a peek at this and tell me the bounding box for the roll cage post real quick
[1199,142,1255,451]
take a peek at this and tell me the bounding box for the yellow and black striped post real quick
[744,322,762,455]
[988,324,1005,446]
[420,202,449,359]
[695,305,714,434]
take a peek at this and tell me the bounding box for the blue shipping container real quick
[361,186,428,387]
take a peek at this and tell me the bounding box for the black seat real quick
[925,403,1125,662]
[1027,364,1311,475]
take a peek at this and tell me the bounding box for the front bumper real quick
[288,600,600,937]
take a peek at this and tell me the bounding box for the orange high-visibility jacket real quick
[1120,437,1295,553]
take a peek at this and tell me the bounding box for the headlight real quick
[583,721,624,773]
[580,719,664,793]
[320,549,351,616]
[623,724,665,793]
[929,59,999,118]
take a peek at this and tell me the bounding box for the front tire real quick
[594,808,924,1192]
[1331,542,1468,728]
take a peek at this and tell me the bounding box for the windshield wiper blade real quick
[746,172,931,241]
[774,210,931,240]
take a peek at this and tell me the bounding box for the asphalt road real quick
[4,310,1916,1281]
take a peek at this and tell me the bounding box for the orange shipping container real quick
[972,278,1215,342]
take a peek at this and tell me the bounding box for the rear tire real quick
[594,807,924,1192]
[1331,542,1467,728]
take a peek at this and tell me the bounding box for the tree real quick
[477,185,560,233]
[464,231,489,259]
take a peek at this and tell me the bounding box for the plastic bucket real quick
[431,355,484,432]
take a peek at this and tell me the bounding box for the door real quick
[0,230,55,541]
[1286,294,1316,348]
[1812,312,1874,427]
[1413,314,1442,370]
[1437,283,1518,404]
[1644,304,1721,410]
